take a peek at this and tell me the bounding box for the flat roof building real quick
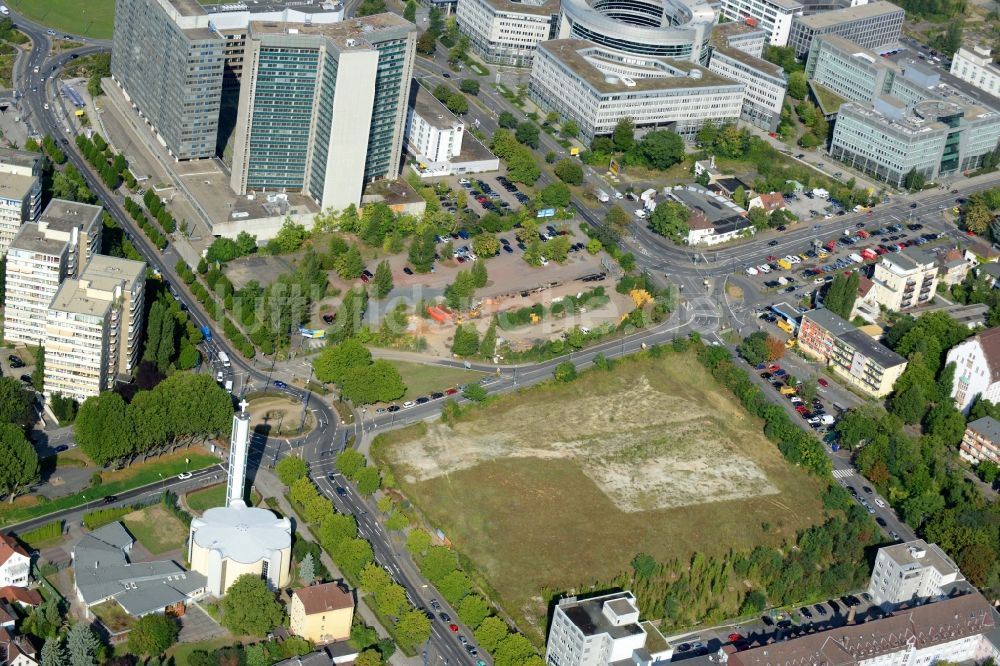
[229,15,416,213]
[529,40,743,142]
[717,0,803,46]
[405,85,500,178]
[798,307,907,397]
[546,591,672,666]
[708,23,787,131]
[787,1,904,57]
[868,539,964,608]
[455,0,558,67]
[951,45,1000,98]
[0,149,42,259]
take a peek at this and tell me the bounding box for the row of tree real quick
[311,340,406,405]
[587,119,687,171]
[176,260,255,358]
[123,197,167,250]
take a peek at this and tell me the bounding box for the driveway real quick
[182,601,229,643]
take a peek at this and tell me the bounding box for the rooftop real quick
[81,255,147,292]
[969,326,1000,383]
[190,500,292,566]
[729,591,992,666]
[839,328,907,369]
[49,279,113,319]
[411,84,463,131]
[879,539,962,577]
[968,416,1000,442]
[249,12,413,48]
[795,1,903,30]
[884,246,935,271]
[667,185,747,225]
[73,522,206,617]
[804,307,856,337]
[39,199,103,234]
[479,0,560,16]
[538,40,739,94]
[712,45,785,79]
[0,148,41,171]
[0,171,37,203]
[9,223,69,256]
[294,582,354,615]
[168,0,344,16]
[0,535,28,568]
[559,592,646,641]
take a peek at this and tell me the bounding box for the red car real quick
[729,633,742,642]
[449,624,459,633]
[818,378,829,387]
[476,196,488,204]
[795,405,809,414]
[445,388,458,395]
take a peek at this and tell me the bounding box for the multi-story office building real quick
[455,0,558,67]
[729,592,998,666]
[529,40,743,141]
[797,308,907,397]
[946,326,1000,413]
[717,0,802,46]
[44,256,146,402]
[3,201,103,347]
[708,24,787,130]
[951,46,1000,98]
[407,85,465,166]
[229,15,415,212]
[786,1,904,57]
[960,416,1000,465]
[0,149,42,259]
[831,97,1000,188]
[806,34,901,104]
[110,0,344,161]
[545,591,672,666]
[867,540,964,608]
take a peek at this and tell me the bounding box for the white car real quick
[43,103,49,110]
[849,253,864,263]
[874,498,886,508]
[785,255,801,264]
[540,257,549,266]
[634,209,647,219]
[177,472,193,480]
[758,264,771,273]
[402,401,415,409]
[745,266,759,276]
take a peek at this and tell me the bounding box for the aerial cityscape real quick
[0,0,995,663]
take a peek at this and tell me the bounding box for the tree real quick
[540,182,571,208]
[480,318,497,358]
[612,117,635,152]
[457,594,490,629]
[637,130,685,170]
[631,553,658,578]
[561,119,579,138]
[474,616,510,653]
[335,246,365,279]
[356,650,383,666]
[494,634,535,666]
[41,636,67,666]
[32,345,45,392]
[554,159,584,185]
[127,613,178,656]
[376,583,408,617]
[408,232,437,273]
[459,79,480,95]
[313,340,373,385]
[406,529,432,555]
[471,259,488,288]
[891,383,928,424]
[373,260,393,299]
[554,361,577,382]
[498,111,518,129]
[67,622,101,666]
[647,201,690,241]
[341,360,406,404]
[356,0,387,15]
[739,332,770,366]
[787,71,808,100]
[0,424,39,502]
[355,466,381,495]
[432,84,453,102]
[276,456,309,487]
[403,0,416,21]
[452,324,481,357]
[825,272,859,319]
[462,383,488,402]
[446,93,468,116]
[472,234,500,258]
[395,609,432,651]
[904,168,926,191]
[220,574,285,637]
[337,449,366,477]
[299,552,316,585]
[964,198,993,236]
[515,122,539,149]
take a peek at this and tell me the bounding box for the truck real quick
[777,258,792,270]
[777,319,794,334]
[200,325,212,343]
[824,239,838,252]
[640,188,657,210]
[861,248,878,260]
[596,190,610,203]
[218,351,231,368]
[779,385,798,396]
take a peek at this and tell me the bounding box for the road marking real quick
[832,469,854,479]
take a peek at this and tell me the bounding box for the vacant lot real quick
[122,504,187,555]
[5,0,116,39]
[374,351,826,638]
[392,361,483,400]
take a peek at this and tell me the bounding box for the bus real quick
[218,351,231,368]
[200,325,212,343]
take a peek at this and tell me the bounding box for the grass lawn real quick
[185,483,262,514]
[391,361,483,400]
[373,350,827,642]
[0,450,220,528]
[167,637,236,665]
[4,0,116,40]
[122,504,187,555]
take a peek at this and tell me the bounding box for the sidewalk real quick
[250,469,422,666]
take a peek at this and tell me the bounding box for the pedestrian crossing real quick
[832,469,854,479]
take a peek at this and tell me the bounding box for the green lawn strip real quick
[167,637,235,665]
[4,0,115,39]
[390,361,483,400]
[0,453,220,527]
[186,483,261,514]
[122,505,187,554]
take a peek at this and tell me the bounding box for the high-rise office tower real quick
[229,15,416,211]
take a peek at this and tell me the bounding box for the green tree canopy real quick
[647,201,690,241]
[313,340,373,385]
[637,130,684,170]
[127,613,178,656]
[220,574,285,637]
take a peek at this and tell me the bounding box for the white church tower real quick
[227,399,251,506]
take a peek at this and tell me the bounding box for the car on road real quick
[416,396,429,404]
[335,486,347,496]
[465,645,478,656]
[449,624,459,633]
[445,387,458,395]
[876,517,887,527]
[46,30,56,36]
[104,495,119,504]
[54,445,69,453]
[387,405,400,412]
[817,378,829,387]
[768,240,779,247]
[177,472,193,480]
[274,380,288,389]
[402,401,415,409]
[458,636,468,644]
[890,530,901,541]
[874,498,886,507]
[431,392,444,399]
[403,266,413,275]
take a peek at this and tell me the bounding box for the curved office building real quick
[557,0,715,62]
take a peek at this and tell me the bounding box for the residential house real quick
[0,537,30,588]
[938,247,973,286]
[0,587,41,609]
[289,582,355,644]
[797,308,907,397]
[748,192,787,213]
[945,326,1000,413]
[961,416,1000,466]
[0,627,37,666]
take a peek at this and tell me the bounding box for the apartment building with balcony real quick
[946,326,1000,413]
[960,416,1000,466]
[867,539,964,608]
[797,307,907,397]
[0,149,42,259]
[44,256,146,402]
[852,246,939,321]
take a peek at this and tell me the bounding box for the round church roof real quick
[190,500,292,565]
